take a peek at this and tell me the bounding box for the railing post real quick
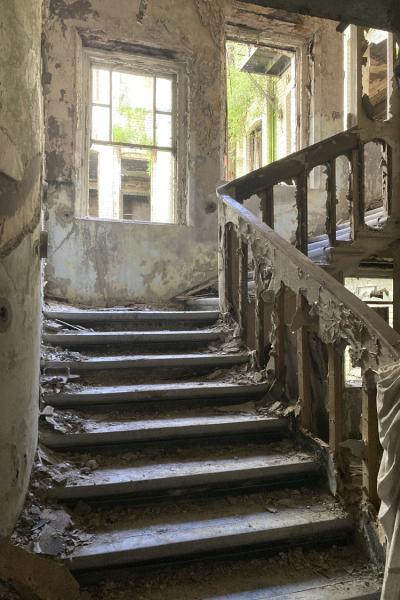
[238,236,249,342]
[224,223,239,318]
[260,188,274,228]
[362,369,380,509]
[350,145,363,238]
[275,286,286,385]
[295,172,308,255]
[296,292,312,431]
[327,344,344,456]
[326,158,337,247]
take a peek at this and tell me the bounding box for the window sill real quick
[77,216,187,227]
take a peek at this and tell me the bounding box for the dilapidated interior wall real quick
[43,0,226,306]
[0,0,43,533]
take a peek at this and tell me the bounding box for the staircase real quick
[16,303,381,598]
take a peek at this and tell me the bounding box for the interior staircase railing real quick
[217,128,400,514]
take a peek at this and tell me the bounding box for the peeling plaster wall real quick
[44,0,225,305]
[0,0,43,533]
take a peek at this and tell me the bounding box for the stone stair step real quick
[42,352,249,373]
[44,309,220,324]
[43,329,222,348]
[43,381,269,408]
[40,414,288,450]
[62,496,352,572]
[48,447,320,503]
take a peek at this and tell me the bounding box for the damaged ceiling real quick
[237,0,400,32]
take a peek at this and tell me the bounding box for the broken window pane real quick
[336,155,352,241]
[363,140,388,228]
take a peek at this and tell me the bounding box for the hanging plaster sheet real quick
[377,361,400,599]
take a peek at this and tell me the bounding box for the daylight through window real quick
[88,64,176,223]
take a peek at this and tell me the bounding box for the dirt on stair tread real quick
[83,545,381,600]
[32,439,314,490]
[39,401,286,435]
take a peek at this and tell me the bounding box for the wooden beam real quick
[234,130,360,201]
[350,146,362,239]
[238,237,249,340]
[295,172,308,255]
[236,0,400,34]
[326,158,337,247]
[260,188,274,228]
[275,287,286,385]
[362,370,380,509]
[327,344,344,456]
[296,293,312,430]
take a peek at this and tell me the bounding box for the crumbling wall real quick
[44,0,225,305]
[0,0,43,533]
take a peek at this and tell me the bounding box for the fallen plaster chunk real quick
[0,538,88,600]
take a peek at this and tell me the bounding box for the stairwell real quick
[13,301,382,599]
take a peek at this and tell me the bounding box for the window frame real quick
[80,48,188,224]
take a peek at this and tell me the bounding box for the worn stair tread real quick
[83,542,379,599]
[43,381,269,408]
[43,329,222,346]
[42,352,249,372]
[63,498,351,571]
[41,414,288,448]
[49,449,319,501]
[44,309,220,322]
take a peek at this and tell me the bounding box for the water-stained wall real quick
[44,0,226,305]
[0,0,43,533]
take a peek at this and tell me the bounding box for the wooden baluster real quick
[327,344,344,456]
[362,370,380,508]
[260,188,274,228]
[238,236,249,342]
[326,159,337,247]
[223,223,234,312]
[275,287,286,385]
[254,262,266,368]
[296,292,312,431]
[350,146,363,239]
[223,224,239,318]
[295,172,308,255]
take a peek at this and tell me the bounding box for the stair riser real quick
[41,356,249,376]
[43,339,222,352]
[43,384,269,409]
[66,521,352,574]
[41,422,289,451]
[49,464,322,505]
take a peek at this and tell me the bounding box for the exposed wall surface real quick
[44,0,225,305]
[0,0,43,533]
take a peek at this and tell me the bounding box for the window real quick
[85,53,183,223]
[248,123,263,171]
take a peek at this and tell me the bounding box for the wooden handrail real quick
[222,128,392,258]
[217,185,400,511]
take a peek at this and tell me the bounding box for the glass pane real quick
[120,147,152,221]
[156,114,173,147]
[89,143,121,220]
[92,106,110,141]
[112,71,154,145]
[151,150,174,223]
[92,68,110,105]
[156,77,173,112]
